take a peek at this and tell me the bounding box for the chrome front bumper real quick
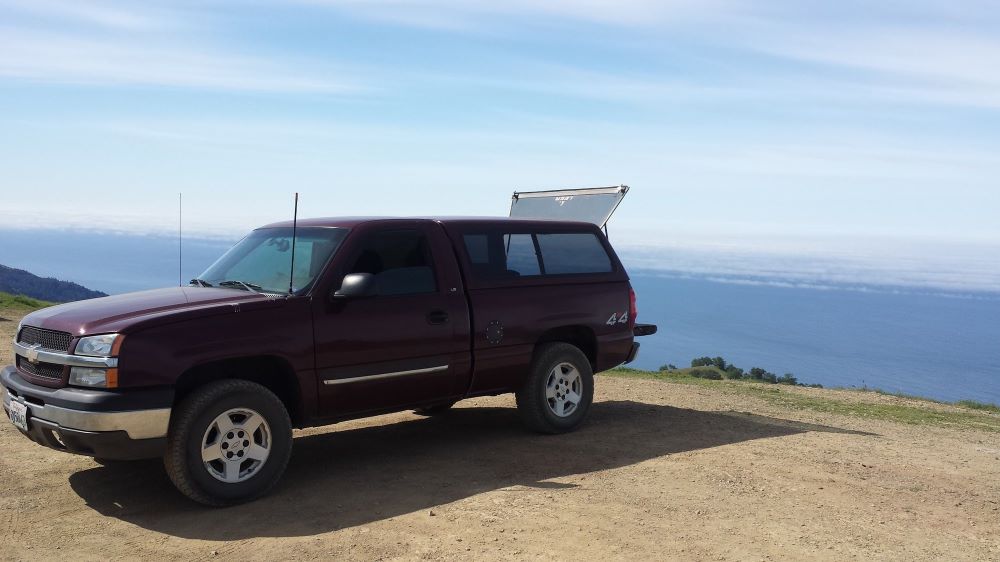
[2,388,170,440]
[1,365,171,440]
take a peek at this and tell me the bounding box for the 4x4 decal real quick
[606,311,629,326]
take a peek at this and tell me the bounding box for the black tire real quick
[164,379,293,507]
[414,402,456,416]
[515,342,594,434]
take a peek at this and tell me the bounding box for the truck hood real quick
[21,287,277,336]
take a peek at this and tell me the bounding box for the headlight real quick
[75,334,121,357]
[70,367,112,387]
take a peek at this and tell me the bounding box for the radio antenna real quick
[288,192,299,294]
[178,192,183,287]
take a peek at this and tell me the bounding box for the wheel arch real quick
[534,325,597,370]
[173,356,304,426]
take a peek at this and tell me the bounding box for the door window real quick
[347,229,438,295]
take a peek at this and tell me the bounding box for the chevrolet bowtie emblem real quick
[24,343,41,364]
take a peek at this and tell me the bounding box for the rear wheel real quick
[516,343,594,434]
[164,379,292,506]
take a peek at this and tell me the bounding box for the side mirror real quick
[332,273,376,300]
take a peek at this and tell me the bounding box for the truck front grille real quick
[17,326,72,352]
[16,356,65,380]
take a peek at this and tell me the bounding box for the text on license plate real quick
[8,400,28,432]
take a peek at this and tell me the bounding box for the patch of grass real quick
[752,390,1000,432]
[0,292,53,311]
[606,366,727,388]
[604,366,1000,433]
[873,389,944,403]
[842,387,947,404]
[956,400,1000,414]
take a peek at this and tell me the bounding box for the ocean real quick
[628,274,1000,404]
[1,228,997,404]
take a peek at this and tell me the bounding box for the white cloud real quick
[0,0,366,94]
[2,0,999,250]
[298,0,1000,109]
[0,28,362,93]
[295,0,725,29]
[0,0,161,30]
[735,24,1000,106]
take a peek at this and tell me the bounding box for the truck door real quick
[312,221,471,417]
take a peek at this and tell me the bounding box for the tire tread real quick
[516,342,593,434]
[163,379,291,506]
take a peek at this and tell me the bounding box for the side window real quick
[536,233,612,274]
[463,234,490,265]
[504,234,541,276]
[348,229,437,295]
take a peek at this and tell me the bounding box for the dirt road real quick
[1,311,999,560]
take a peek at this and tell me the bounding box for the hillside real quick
[0,264,106,302]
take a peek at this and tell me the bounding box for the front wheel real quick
[516,343,594,434]
[164,379,293,506]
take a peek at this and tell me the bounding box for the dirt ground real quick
[1,313,999,561]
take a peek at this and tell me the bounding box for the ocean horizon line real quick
[2,226,1000,296]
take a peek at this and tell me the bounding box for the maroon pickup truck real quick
[3,215,655,505]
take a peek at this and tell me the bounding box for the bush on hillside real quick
[689,367,722,380]
[778,373,798,385]
[684,356,813,387]
[723,365,745,379]
[691,357,714,368]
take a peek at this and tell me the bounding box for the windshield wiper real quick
[219,280,264,293]
[189,278,213,287]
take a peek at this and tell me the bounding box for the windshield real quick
[197,227,348,294]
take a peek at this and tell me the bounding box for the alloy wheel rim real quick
[201,408,271,484]
[545,362,583,418]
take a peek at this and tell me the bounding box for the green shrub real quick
[683,357,818,387]
[689,367,722,380]
[778,373,798,385]
[659,364,678,371]
[723,366,744,379]
[691,357,714,368]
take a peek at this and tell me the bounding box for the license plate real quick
[8,400,28,432]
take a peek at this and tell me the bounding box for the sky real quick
[1,0,999,286]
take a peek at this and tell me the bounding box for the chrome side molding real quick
[322,365,449,385]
